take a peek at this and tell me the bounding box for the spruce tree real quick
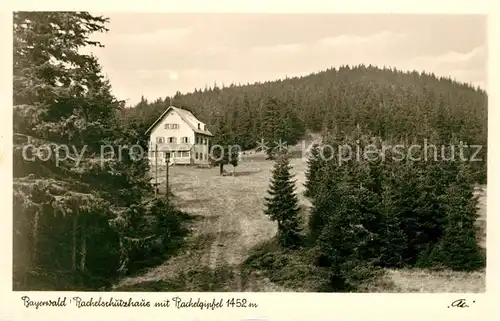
[382,157,446,266]
[262,96,281,160]
[317,181,380,290]
[264,151,302,248]
[307,136,342,241]
[314,135,386,288]
[12,12,183,289]
[13,11,125,289]
[308,163,340,242]
[284,105,305,145]
[211,117,238,175]
[304,143,321,197]
[425,164,485,271]
[235,93,257,150]
[362,142,408,268]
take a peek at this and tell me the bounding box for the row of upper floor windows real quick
[164,123,179,129]
[155,136,209,144]
[164,123,207,131]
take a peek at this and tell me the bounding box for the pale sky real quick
[87,13,487,106]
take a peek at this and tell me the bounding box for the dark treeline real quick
[120,65,487,182]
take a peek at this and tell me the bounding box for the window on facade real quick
[165,123,179,130]
[156,137,164,144]
[168,137,177,143]
[195,152,199,159]
[182,137,189,143]
[182,151,190,158]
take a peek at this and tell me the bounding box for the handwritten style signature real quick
[448,299,475,308]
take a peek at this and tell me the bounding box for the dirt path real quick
[113,156,309,291]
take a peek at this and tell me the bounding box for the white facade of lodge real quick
[145,105,214,165]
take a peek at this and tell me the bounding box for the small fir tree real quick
[317,182,380,290]
[211,118,239,175]
[262,96,281,160]
[308,161,342,241]
[304,143,321,197]
[265,139,278,160]
[308,136,345,242]
[264,151,302,248]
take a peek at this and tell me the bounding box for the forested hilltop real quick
[121,65,487,181]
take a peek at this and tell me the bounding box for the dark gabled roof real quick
[145,105,214,136]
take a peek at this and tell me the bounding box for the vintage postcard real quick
[1,0,498,320]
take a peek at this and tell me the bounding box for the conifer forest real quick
[13,12,487,292]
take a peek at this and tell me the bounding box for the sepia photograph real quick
[12,11,488,296]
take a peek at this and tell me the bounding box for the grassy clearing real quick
[114,151,486,292]
[359,268,486,293]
